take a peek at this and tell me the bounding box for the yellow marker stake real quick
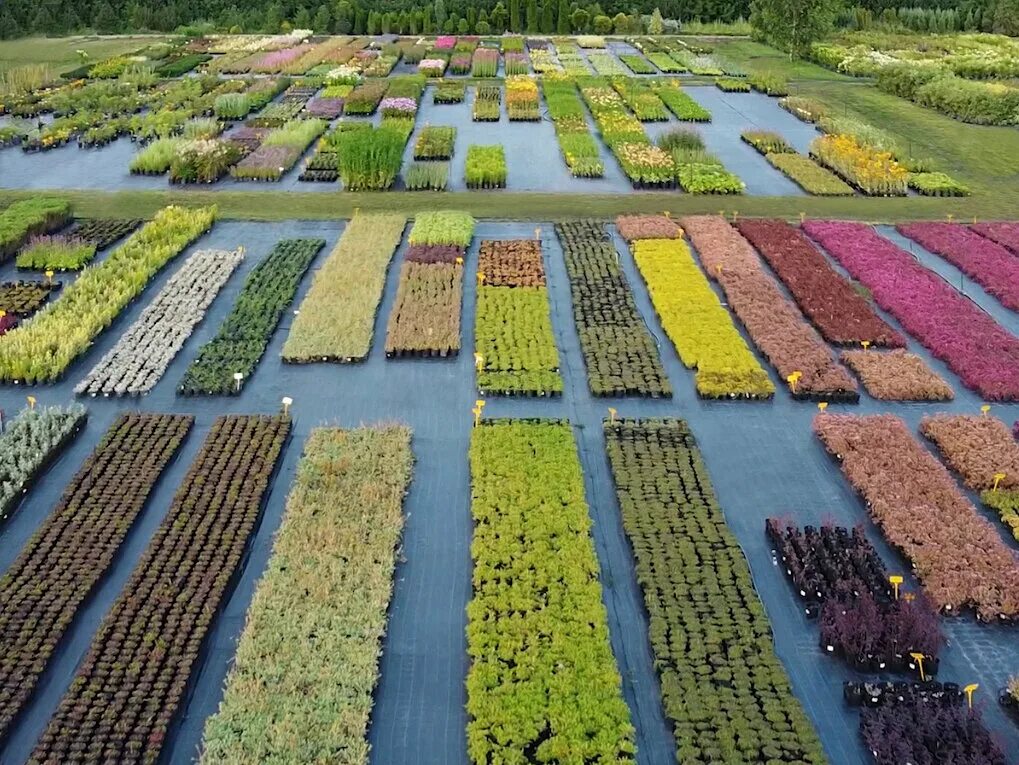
[716,264,723,277]
[0,310,5,319]
[732,210,739,222]
[477,272,486,286]
[817,402,828,412]
[861,340,871,350]
[889,575,904,600]
[456,256,463,266]
[662,210,671,218]
[608,407,617,423]
[472,406,481,428]
[947,213,954,223]
[964,683,979,709]
[799,212,806,224]
[993,472,1006,492]
[475,399,486,413]
[45,270,54,284]
[474,353,484,372]
[27,396,36,410]
[534,227,541,241]
[981,404,991,416]
[786,371,802,393]
[910,652,926,682]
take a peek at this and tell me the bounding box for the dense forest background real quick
[0,0,1007,38]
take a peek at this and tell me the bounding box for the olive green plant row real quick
[467,419,635,764]
[201,425,413,765]
[0,205,216,383]
[604,418,826,765]
[282,213,405,362]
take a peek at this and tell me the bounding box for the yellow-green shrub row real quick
[201,425,413,765]
[631,238,774,398]
[0,205,215,383]
[282,213,405,362]
[467,419,635,764]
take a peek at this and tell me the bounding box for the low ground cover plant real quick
[32,415,289,765]
[180,239,322,394]
[433,79,465,103]
[841,349,954,401]
[815,413,1019,619]
[201,425,412,764]
[735,219,903,347]
[0,413,194,744]
[556,220,670,397]
[715,76,751,92]
[619,53,656,74]
[748,70,788,95]
[804,220,1019,401]
[630,236,773,399]
[467,420,635,764]
[921,414,1019,541]
[971,221,1019,254]
[908,171,970,196]
[0,281,58,316]
[605,418,825,765]
[766,153,855,195]
[616,214,683,241]
[683,216,857,401]
[284,214,405,363]
[612,77,669,121]
[77,248,244,396]
[408,211,475,248]
[0,205,216,383]
[403,162,448,190]
[478,239,544,287]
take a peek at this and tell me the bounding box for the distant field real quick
[0,35,171,75]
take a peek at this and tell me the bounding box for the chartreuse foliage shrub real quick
[631,238,773,399]
[0,206,216,383]
[409,211,475,248]
[201,425,413,764]
[283,214,405,363]
[604,418,826,765]
[467,420,635,765]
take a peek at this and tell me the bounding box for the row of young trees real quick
[0,0,737,38]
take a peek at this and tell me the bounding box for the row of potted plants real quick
[30,414,290,765]
[15,234,97,271]
[408,210,475,250]
[245,90,312,128]
[611,76,669,121]
[467,419,635,764]
[0,280,59,316]
[231,118,326,181]
[0,197,71,262]
[629,234,774,399]
[465,144,507,188]
[898,222,1019,313]
[433,79,466,103]
[0,205,216,383]
[767,152,855,195]
[179,238,323,395]
[475,283,562,396]
[681,216,859,401]
[283,214,406,363]
[385,262,463,357]
[0,412,194,745]
[334,122,407,190]
[213,78,289,119]
[343,78,389,115]
[556,220,671,397]
[841,349,955,401]
[971,221,1019,255]
[542,76,604,178]
[504,51,530,75]
[471,48,499,77]
[920,414,1019,541]
[734,219,905,347]
[604,418,826,765]
[472,84,501,121]
[767,520,943,673]
[619,53,657,74]
[649,79,711,121]
[588,51,628,76]
[76,247,244,397]
[413,125,456,160]
[478,239,544,287]
[814,413,1019,620]
[811,134,909,196]
[0,403,86,528]
[505,76,539,120]
[64,217,141,251]
[803,220,1019,401]
[200,425,413,763]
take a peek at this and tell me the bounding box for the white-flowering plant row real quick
[0,403,87,525]
[75,248,244,396]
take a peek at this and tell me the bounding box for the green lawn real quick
[0,35,172,76]
[0,188,1003,223]
[712,39,853,82]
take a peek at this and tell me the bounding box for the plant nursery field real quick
[1,29,1019,765]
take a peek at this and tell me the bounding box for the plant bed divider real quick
[201,425,413,762]
[804,220,1019,401]
[0,413,194,746]
[604,418,826,764]
[735,219,905,348]
[29,415,290,765]
[626,232,773,399]
[467,420,635,764]
[0,404,87,529]
[556,220,670,397]
[179,238,323,395]
[283,214,405,364]
[815,413,1019,621]
[681,215,858,401]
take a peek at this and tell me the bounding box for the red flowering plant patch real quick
[971,221,1019,255]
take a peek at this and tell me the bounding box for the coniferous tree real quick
[526,0,539,31]
[557,0,570,31]
[509,0,521,31]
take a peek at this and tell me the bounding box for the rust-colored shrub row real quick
[31,415,290,765]
[814,413,1019,620]
[0,413,194,744]
[478,239,545,287]
[681,215,857,400]
[841,349,954,401]
[920,414,1019,541]
[735,219,905,347]
[556,220,671,397]
[385,262,464,357]
[615,214,683,242]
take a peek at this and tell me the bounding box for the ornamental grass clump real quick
[409,211,475,248]
[170,139,243,183]
[335,125,406,191]
[403,162,448,191]
[413,125,455,160]
[465,145,507,189]
[16,235,96,271]
[129,137,183,175]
